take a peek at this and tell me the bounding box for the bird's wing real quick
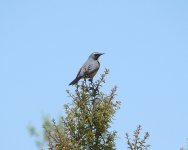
[85,64,99,75]
[85,61,100,77]
[75,62,88,78]
[76,60,99,78]
[75,67,82,78]
[76,64,91,78]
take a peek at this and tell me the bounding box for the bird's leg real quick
[89,78,93,84]
[83,77,90,92]
[89,78,99,96]
[83,77,87,88]
[88,78,94,91]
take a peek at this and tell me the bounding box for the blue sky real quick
[0,0,188,149]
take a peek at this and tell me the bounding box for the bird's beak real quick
[100,53,105,55]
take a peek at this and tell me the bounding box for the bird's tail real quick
[69,77,81,85]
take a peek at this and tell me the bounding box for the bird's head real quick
[89,52,104,60]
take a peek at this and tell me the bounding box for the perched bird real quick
[69,52,104,85]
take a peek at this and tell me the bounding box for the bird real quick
[69,52,104,85]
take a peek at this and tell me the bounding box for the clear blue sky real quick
[0,0,188,149]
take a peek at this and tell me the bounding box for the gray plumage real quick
[69,52,104,85]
